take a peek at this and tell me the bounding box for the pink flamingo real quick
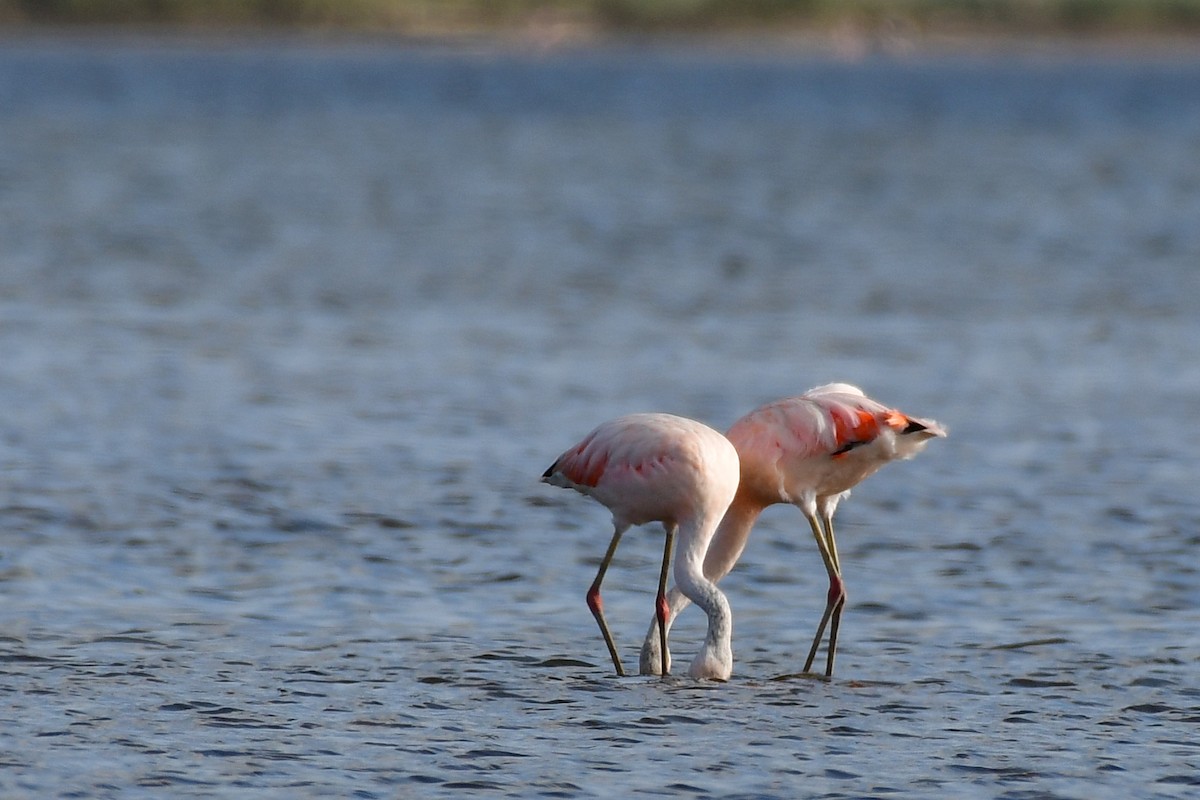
[640,384,946,677]
[542,413,741,680]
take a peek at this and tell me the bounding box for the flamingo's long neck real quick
[673,514,736,679]
[639,492,763,679]
[702,490,765,584]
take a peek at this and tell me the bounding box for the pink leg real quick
[822,512,847,677]
[801,512,846,676]
[654,525,676,677]
[588,525,627,677]
[822,576,848,676]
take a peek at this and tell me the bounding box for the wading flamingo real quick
[640,384,945,677]
[542,413,740,680]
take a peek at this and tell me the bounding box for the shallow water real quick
[1,36,1198,798]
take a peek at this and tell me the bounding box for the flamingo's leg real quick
[587,524,627,677]
[801,511,845,676]
[654,524,676,677]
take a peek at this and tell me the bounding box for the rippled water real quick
[1,35,1199,797]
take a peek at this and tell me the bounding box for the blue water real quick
[1,35,1198,798]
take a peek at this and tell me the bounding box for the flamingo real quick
[541,413,741,680]
[639,384,946,678]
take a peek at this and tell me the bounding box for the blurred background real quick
[4,0,1200,38]
[1,3,1198,798]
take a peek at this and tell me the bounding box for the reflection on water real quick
[1,36,1198,798]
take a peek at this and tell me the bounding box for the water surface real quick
[1,37,1198,798]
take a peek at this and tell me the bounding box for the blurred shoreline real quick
[1,1,1199,58]
[2,27,1199,63]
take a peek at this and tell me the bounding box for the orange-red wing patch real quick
[831,408,881,458]
[856,409,880,439]
[579,451,609,487]
[556,435,610,488]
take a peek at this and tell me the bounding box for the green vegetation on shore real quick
[3,0,1200,36]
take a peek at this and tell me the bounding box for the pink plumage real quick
[641,384,945,678]
[542,413,740,680]
[729,382,944,508]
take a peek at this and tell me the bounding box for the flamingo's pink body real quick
[641,384,946,677]
[542,413,740,680]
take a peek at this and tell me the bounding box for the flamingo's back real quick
[542,413,739,530]
[727,383,945,504]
